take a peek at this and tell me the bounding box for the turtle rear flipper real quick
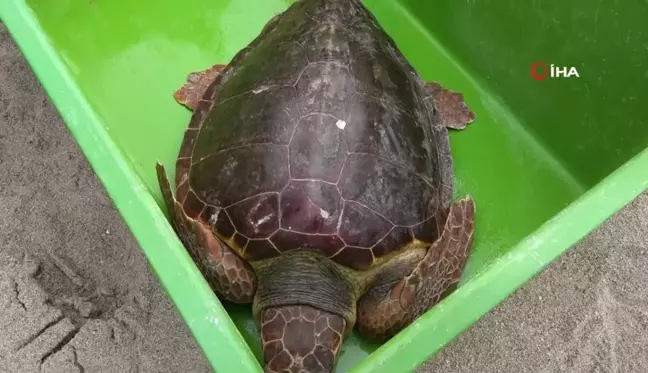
[156,162,257,303]
[355,197,476,340]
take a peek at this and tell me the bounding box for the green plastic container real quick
[2,0,647,371]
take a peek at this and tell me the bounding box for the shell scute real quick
[193,86,299,158]
[214,210,236,239]
[338,201,393,247]
[294,62,355,116]
[343,93,427,174]
[191,144,289,207]
[183,190,205,219]
[226,193,280,239]
[338,153,433,226]
[372,226,413,258]
[299,22,354,64]
[279,180,343,234]
[289,114,348,182]
[245,239,280,261]
[218,39,308,99]
[233,232,249,249]
[270,229,344,257]
[411,216,443,244]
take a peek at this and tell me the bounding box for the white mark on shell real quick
[208,210,220,225]
[253,86,271,94]
[320,209,330,219]
[336,120,347,129]
[256,214,272,226]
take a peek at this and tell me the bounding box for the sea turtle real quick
[156,0,476,371]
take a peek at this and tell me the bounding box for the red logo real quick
[530,61,549,80]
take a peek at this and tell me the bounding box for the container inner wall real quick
[401,0,648,188]
[23,0,638,370]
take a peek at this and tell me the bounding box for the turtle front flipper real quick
[423,81,476,130]
[173,63,227,110]
[156,162,257,303]
[356,197,476,340]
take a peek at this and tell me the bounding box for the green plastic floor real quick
[17,0,647,370]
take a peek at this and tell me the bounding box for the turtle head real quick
[251,250,359,372]
[259,305,347,373]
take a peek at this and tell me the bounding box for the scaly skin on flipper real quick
[173,64,227,110]
[156,162,257,303]
[261,305,346,373]
[355,197,476,340]
[423,80,476,208]
[424,81,476,130]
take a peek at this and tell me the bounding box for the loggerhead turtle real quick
[156,0,477,371]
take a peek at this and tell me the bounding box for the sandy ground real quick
[421,194,648,373]
[0,24,212,373]
[1,22,647,373]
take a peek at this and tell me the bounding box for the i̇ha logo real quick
[530,61,580,80]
